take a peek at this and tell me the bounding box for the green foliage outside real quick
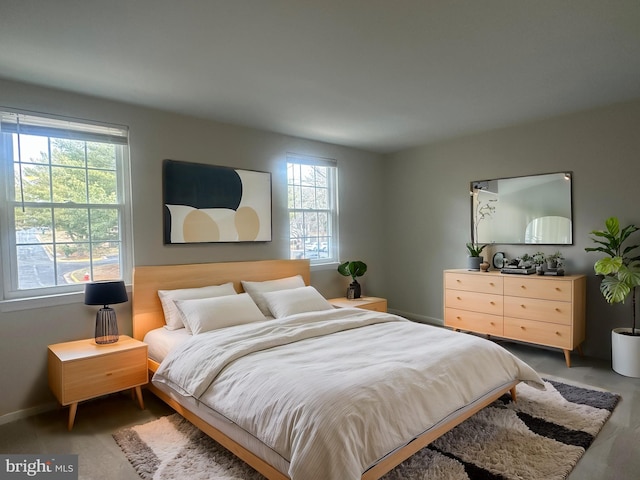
[13,137,120,262]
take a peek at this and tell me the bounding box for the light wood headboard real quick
[132,259,311,341]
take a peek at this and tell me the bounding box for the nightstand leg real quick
[134,386,144,409]
[68,402,78,431]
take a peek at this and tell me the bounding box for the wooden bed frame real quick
[132,259,517,480]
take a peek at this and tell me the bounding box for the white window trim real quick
[0,108,134,306]
[286,153,339,266]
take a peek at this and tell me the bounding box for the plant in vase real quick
[585,217,640,377]
[545,251,564,270]
[337,260,367,299]
[532,252,545,274]
[467,192,496,270]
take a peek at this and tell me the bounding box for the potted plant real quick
[531,252,545,274]
[585,217,640,377]
[337,260,367,299]
[467,194,496,270]
[545,251,564,270]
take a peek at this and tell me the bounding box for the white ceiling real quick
[1,1,639,153]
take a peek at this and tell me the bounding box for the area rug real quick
[113,379,619,480]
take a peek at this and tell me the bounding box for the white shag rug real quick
[114,379,619,480]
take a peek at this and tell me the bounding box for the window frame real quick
[286,153,339,266]
[0,109,133,306]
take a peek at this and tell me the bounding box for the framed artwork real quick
[163,159,272,243]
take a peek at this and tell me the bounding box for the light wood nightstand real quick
[328,296,387,312]
[48,335,148,430]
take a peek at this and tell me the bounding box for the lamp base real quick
[95,307,119,344]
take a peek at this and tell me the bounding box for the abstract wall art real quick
[163,159,272,243]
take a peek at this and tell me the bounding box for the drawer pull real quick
[490,322,495,326]
[520,326,526,330]
[555,287,561,291]
[456,279,461,283]
[489,282,494,286]
[520,304,526,308]
[489,301,495,305]
[555,308,561,312]
[556,331,561,336]
[457,296,461,300]
[520,285,526,289]
[106,372,113,376]
[456,316,461,320]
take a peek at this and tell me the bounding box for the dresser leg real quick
[68,402,78,431]
[563,349,571,368]
[134,386,145,409]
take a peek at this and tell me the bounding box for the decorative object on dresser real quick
[337,260,367,298]
[492,251,505,269]
[444,269,586,367]
[467,182,496,270]
[84,280,128,344]
[585,216,640,377]
[48,335,148,430]
[328,296,387,312]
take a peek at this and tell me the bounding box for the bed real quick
[132,259,543,480]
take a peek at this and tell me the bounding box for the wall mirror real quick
[471,172,573,245]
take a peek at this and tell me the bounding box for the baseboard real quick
[0,401,59,426]
[388,309,444,327]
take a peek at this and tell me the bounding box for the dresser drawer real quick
[445,289,503,316]
[445,272,503,295]
[503,277,572,301]
[504,317,572,349]
[445,308,503,336]
[62,348,147,404]
[504,296,571,325]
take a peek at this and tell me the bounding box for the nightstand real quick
[48,335,148,430]
[328,296,387,312]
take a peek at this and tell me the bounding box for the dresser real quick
[443,269,586,367]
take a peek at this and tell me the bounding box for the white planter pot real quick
[611,328,640,378]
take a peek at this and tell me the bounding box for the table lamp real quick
[84,280,128,344]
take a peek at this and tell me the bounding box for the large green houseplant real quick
[585,216,640,377]
[337,260,367,299]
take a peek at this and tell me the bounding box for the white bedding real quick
[153,308,543,480]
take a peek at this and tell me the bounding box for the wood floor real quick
[1,340,638,480]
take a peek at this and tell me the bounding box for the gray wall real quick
[2,77,639,420]
[0,78,386,419]
[382,99,640,361]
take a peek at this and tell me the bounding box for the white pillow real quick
[261,286,334,318]
[158,282,237,330]
[241,275,306,316]
[175,293,266,335]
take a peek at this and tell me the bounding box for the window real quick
[287,154,338,264]
[0,110,132,301]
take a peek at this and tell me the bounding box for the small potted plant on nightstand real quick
[337,261,367,299]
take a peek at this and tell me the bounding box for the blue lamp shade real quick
[84,281,128,344]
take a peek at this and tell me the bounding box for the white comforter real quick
[153,308,543,480]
